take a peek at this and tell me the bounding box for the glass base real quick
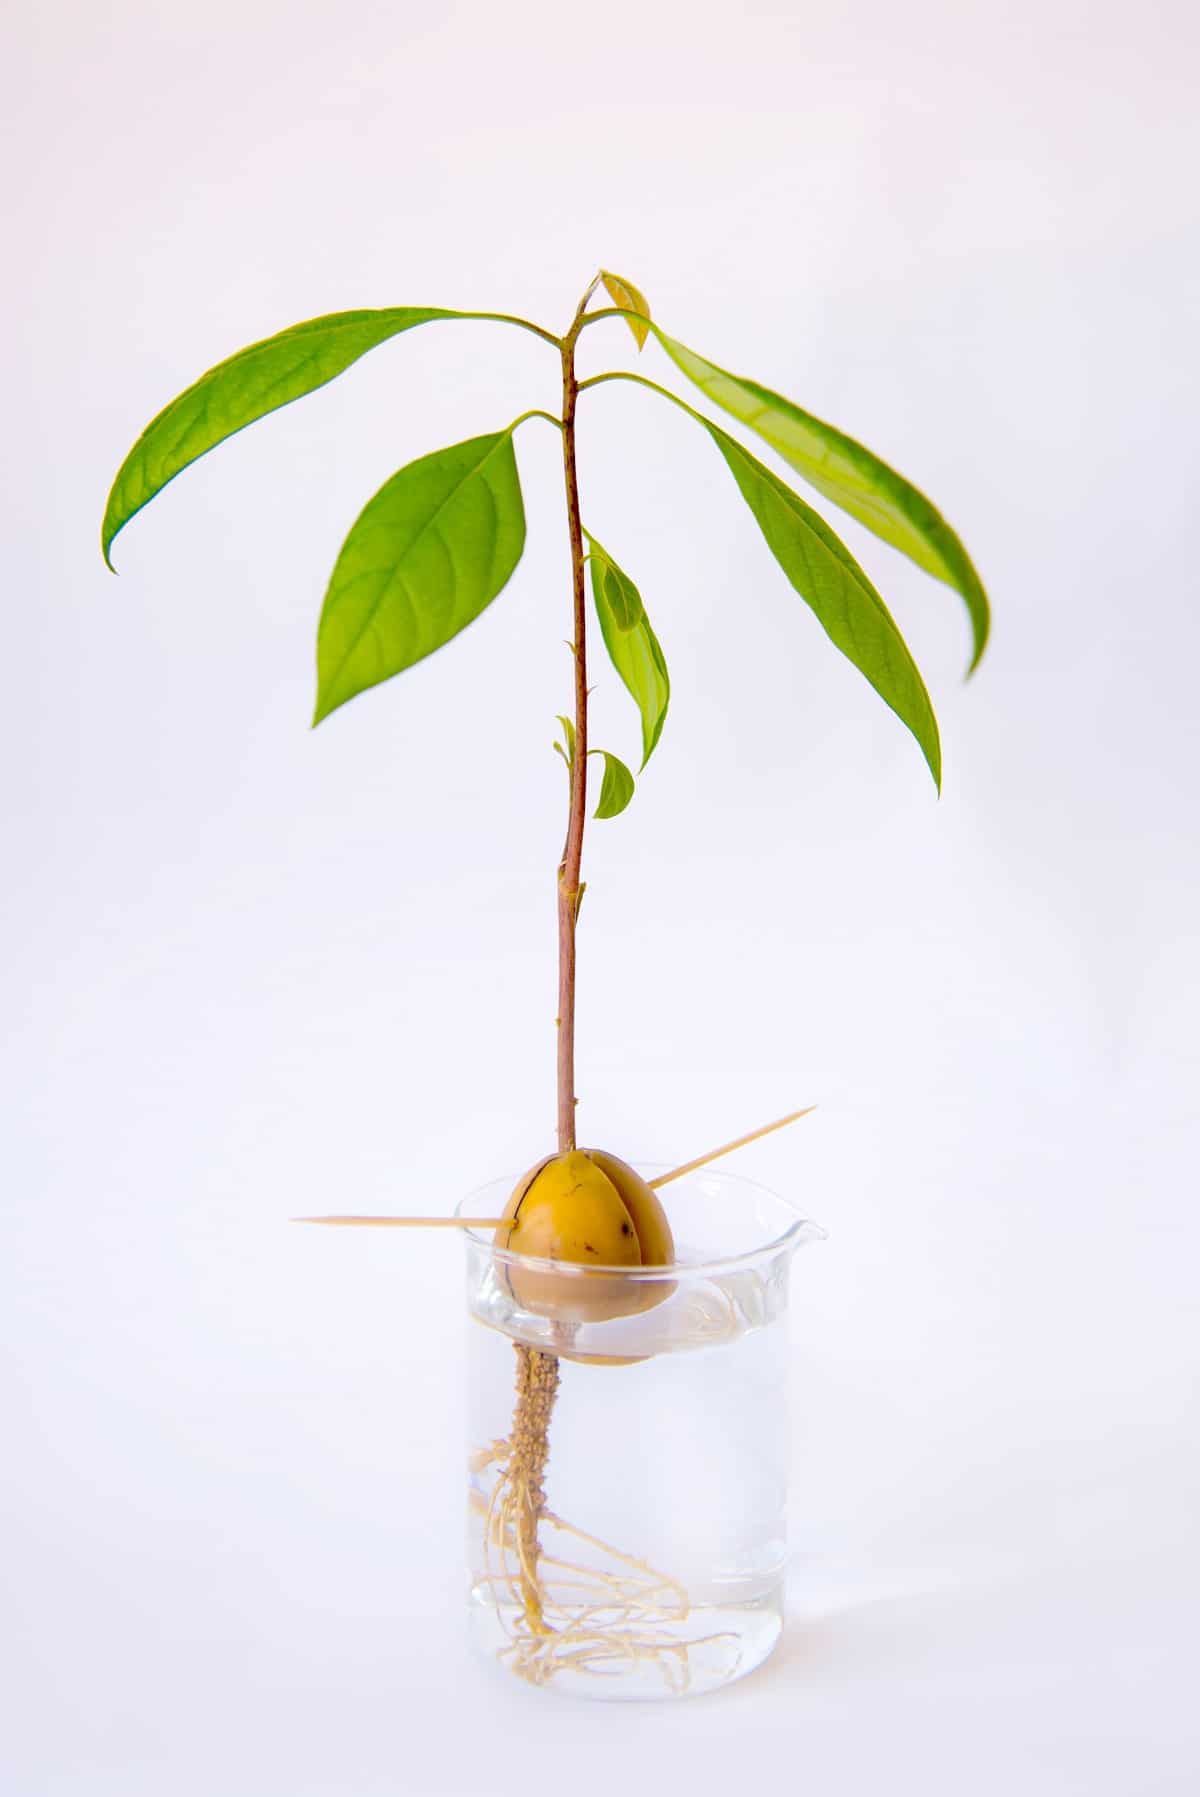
[468,1584,783,1700]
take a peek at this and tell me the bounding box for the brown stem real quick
[555,278,598,1154]
[504,279,602,1638]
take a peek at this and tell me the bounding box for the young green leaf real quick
[101,306,554,569]
[586,538,643,631]
[585,534,670,770]
[591,750,636,819]
[600,271,651,352]
[658,335,989,672]
[556,713,577,764]
[314,431,525,725]
[704,420,942,789]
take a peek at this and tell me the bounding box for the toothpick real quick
[295,1106,816,1230]
[294,1215,506,1228]
[648,1105,816,1189]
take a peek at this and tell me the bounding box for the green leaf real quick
[556,713,577,764]
[585,534,670,770]
[586,538,643,631]
[704,420,942,789]
[600,271,651,351]
[101,305,553,568]
[313,431,525,725]
[102,309,459,566]
[659,334,989,672]
[591,749,636,819]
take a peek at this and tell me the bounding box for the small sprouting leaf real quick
[101,309,463,567]
[585,534,670,770]
[600,271,651,351]
[314,431,525,725]
[659,334,989,672]
[591,750,636,819]
[556,714,577,764]
[704,421,942,789]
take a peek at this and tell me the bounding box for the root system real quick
[472,1344,740,1693]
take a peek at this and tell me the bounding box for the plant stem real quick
[506,280,602,1641]
[555,278,600,1154]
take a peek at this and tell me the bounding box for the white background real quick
[5,1,1198,1791]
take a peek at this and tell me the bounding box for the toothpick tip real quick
[649,1103,817,1189]
[292,1215,506,1229]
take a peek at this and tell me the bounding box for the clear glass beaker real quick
[460,1167,823,1700]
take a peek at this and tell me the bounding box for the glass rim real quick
[454,1163,826,1281]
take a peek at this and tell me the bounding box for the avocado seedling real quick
[102,270,988,1683]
